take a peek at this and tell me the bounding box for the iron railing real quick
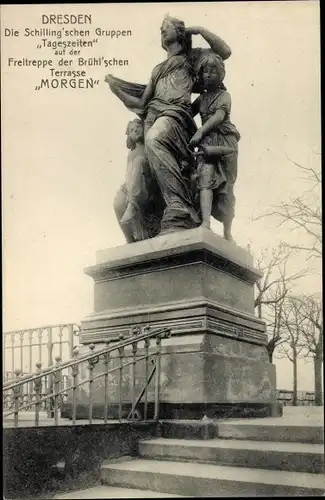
[3,325,171,427]
[3,323,81,378]
[276,389,316,406]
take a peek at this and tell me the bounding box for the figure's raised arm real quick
[105,74,154,110]
[186,26,231,60]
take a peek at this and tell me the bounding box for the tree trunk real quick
[292,357,298,406]
[267,336,281,363]
[314,355,323,406]
[257,302,262,319]
[267,342,274,363]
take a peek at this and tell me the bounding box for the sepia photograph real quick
[2,1,323,498]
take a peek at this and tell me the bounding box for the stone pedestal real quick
[68,228,279,419]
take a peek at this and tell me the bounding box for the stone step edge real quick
[100,465,325,497]
[100,458,325,489]
[140,437,324,454]
[157,419,324,442]
[137,451,324,475]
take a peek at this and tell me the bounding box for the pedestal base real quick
[64,332,279,420]
[71,228,279,420]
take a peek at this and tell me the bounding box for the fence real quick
[276,389,316,406]
[3,325,171,426]
[3,323,80,378]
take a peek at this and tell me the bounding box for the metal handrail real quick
[3,324,171,427]
[3,323,81,335]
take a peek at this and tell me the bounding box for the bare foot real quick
[224,233,235,243]
[200,221,211,230]
[121,205,136,224]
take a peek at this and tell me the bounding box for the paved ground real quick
[52,485,183,498]
[3,412,141,428]
[3,406,324,428]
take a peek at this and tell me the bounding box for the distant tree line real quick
[252,153,322,406]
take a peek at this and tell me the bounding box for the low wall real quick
[4,422,158,499]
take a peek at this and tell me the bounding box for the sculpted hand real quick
[192,144,207,158]
[105,74,116,88]
[104,74,113,83]
[105,74,119,94]
[189,129,203,149]
[186,26,202,35]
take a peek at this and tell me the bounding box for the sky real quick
[2,1,321,390]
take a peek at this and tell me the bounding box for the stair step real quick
[216,421,324,443]
[100,458,325,496]
[53,484,183,498]
[139,438,324,473]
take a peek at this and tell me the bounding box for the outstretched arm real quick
[105,74,154,110]
[187,26,231,60]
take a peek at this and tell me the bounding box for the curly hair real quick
[195,50,227,91]
[198,51,225,82]
[125,119,144,150]
[161,15,192,53]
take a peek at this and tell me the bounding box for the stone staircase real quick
[54,415,324,498]
[99,419,324,497]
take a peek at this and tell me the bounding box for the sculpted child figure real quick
[189,52,240,241]
[113,119,150,243]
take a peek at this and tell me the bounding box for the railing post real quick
[154,335,162,421]
[58,326,63,361]
[13,368,22,428]
[144,334,151,421]
[103,343,111,424]
[118,335,125,421]
[88,344,96,424]
[54,356,62,425]
[131,327,140,421]
[28,331,33,402]
[38,329,43,365]
[34,362,42,427]
[71,346,80,425]
[28,330,33,374]
[11,333,15,378]
[68,324,74,358]
[48,327,53,368]
[19,331,24,374]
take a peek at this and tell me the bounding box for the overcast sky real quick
[2,2,321,389]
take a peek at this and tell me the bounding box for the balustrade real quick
[3,325,171,427]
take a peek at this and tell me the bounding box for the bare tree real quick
[254,154,321,260]
[298,295,323,406]
[278,296,308,406]
[263,289,287,364]
[254,245,307,362]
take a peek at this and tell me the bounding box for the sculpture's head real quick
[126,119,144,150]
[160,15,192,53]
[197,51,226,91]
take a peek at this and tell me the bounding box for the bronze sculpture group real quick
[105,16,240,244]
